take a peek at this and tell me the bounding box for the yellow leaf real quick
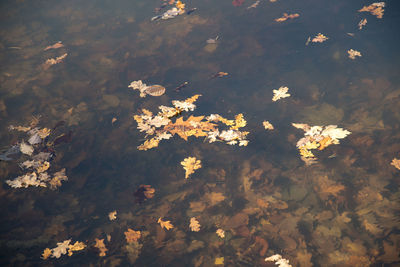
[215,257,224,265]
[67,241,86,256]
[158,217,174,230]
[299,148,314,158]
[185,94,202,104]
[318,136,334,150]
[181,157,202,178]
[230,113,246,130]
[189,217,201,232]
[108,210,117,221]
[41,248,52,260]
[138,138,160,150]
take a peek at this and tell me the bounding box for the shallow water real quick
[1,0,400,266]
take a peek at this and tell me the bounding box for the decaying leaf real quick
[272,86,290,102]
[189,217,201,232]
[134,185,155,203]
[348,49,362,59]
[125,228,141,243]
[108,210,117,220]
[181,157,202,179]
[158,217,174,230]
[94,238,108,257]
[314,175,345,201]
[312,33,328,43]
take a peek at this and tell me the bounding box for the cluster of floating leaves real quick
[292,123,351,164]
[3,118,68,189]
[42,239,86,259]
[133,94,249,150]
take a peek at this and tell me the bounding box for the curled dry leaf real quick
[108,210,117,220]
[44,41,64,51]
[181,157,202,179]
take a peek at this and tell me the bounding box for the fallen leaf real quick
[67,241,86,256]
[215,257,224,265]
[263,121,274,130]
[216,229,225,238]
[158,217,174,230]
[41,248,52,260]
[44,41,64,51]
[108,210,117,220]
[125,228,141,243]
[358,2,385,18]
[94,238,108,257]
[272,86,290,101]
[189,217,201,232]
[181,157,202,179]
[312,33,328,43]
[390,157,400,170]
[348,49,362,60]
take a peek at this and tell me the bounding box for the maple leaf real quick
[158,217,174,230]
[124,228,141,243]
[181,156,202,178]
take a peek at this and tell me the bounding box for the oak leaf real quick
[189,217,201,232]
[158,217,174,230]
[94,238,108,257]
[125,228,141,243]
[67,241,86,256]
[181,156,202,178]
[42,248,52,260]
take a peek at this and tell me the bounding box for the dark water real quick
[1,0,399,266]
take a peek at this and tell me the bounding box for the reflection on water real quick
[1,0,400,266]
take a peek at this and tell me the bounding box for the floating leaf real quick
[158,217,174,230]
[94,238,108,257]
[215,257,224,265]
[263,121,274,130]
[41,248,52,260]
[108,210,117,220]
[275,13,299,22]
[216,229,225,238]
[391,158,400,170]
[67,241,86,256]
[312,33,328,43]
[348,49,362,60]
[125,229,141,243]
[189,217,201,232]
[181,157,202,178]
[272,86,290,102]
[358,2,385,18]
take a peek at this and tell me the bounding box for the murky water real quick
[1,0,399,266]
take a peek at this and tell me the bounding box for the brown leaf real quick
[124,228,141,243]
